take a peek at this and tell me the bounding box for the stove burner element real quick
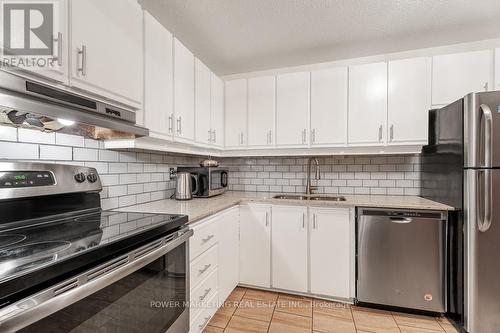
[0,241,72,262]
[0,234,27,249]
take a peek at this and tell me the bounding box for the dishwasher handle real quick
[389,217,412,224]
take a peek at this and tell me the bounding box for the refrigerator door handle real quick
[479,104,493,168]
[478,169,493,232]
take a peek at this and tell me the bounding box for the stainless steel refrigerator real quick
[422,91,500,333]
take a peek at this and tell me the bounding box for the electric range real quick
[0,162,191,333]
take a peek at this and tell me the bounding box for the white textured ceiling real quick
[139,0,500,75]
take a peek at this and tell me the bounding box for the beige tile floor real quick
[203,287,459,333]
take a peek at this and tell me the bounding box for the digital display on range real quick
[0,171,55,188]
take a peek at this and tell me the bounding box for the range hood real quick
[0,71,148,139]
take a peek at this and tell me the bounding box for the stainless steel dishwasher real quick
[357,208,447,312]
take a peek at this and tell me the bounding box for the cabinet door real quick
[70,0,142,108]
[272,205,308,292]
[173,38,195,142]
[143,11,173,140]
[495,48,500,91]
[217,208,239,303]
[195,58,211,145]
[248,76,275,147]
[310,207,351,298]
[388,57,431,145]
[225,79,247,148]
[239,205,271,288]
[432,50,493,105]
[210,74,225,147]
[276,72,310,146]
[3,0,68,84]
[348,62,387,145]
[310,67,347,146]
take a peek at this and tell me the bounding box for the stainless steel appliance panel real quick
[465,169,500,333]
[357,208,446,312]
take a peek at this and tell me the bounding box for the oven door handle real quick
[0,228,193,333]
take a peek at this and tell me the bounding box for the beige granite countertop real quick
[118,191,454,224]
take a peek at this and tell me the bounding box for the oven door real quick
[0,229,193,333]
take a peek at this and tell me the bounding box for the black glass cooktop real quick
[0,210,188,307]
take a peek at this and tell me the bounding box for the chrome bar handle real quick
[208,130,212,142]
[480,104,493,168]
[478,104,493,232]
[240,132,244,145]
[201,234,214,243]
[199,288,212,301]
[176,117,182,134]
[484,82,489,91]
[313,213,317,229]
[378,125,383,142]
[198,263,211,275]
[77,45,87,76]
[168,115,173,133]
[265,211,269,226]
[311,129,316,143]
[198,316,211,330]
[213,130,216,143]
[53,32,63,66]
[390,125,394,141]
[302,212,305,229]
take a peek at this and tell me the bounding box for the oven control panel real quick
[0,171,55,188]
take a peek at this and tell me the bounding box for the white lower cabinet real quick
[271,205,308,293]
[239,204,271,288]
[309,207,352,298]
[189,207,239,332]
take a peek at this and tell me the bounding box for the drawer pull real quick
[198,264,212,275]
[201,234,214,243]
[199,316,211,329]
[199,288,212,301]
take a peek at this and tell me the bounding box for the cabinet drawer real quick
[189,286,217,333]
[190,219,218,259]
[190,244,218,289]
[190,268,218,320]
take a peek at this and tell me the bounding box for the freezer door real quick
[465,169,500,333]
[357,210,445,312]
[464,91,500,168]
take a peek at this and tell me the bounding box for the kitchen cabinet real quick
[3,0,68,84]
[195,59,212,145]
[70,0,143,108]
[174,38,195,143]
[216,207,239,303]
[239,204,271,288]
[210,74,225,147]
[247,76,275,147]
[388,57,431,145]
[348,62,387,145]
[225,79,247,147]
[310,67,347,146]
[276,72,310,146]
[143,11,173,140]
[271,205,308,292]
[309,207,351,298]
[432,50,493,105]
[495,48,500,91]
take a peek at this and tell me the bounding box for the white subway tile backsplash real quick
[55,133,85,147]
[0,126,17,141]
[98,150,119,162]
[108,163,128,174]
[39,145,72,160]
[0,142,38,159]
[120,173,137,185]
[73,148,98,161]
[18,129,55,144]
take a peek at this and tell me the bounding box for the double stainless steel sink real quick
[272,194,346,202]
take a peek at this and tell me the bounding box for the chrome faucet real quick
[306,157,321,195]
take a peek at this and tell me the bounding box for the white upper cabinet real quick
[309,207,352,298]
[143,11,173,140]
[247,76,275,147]
[310,67,347,146]
[388,57,431,145]
[70,0,143,108]
[348,62,388,146]
[239,205,271,288]
[195,58,212,145]
[174,38,195,142]
[276,72,310,147]
[225,79,247,148]
[211,74,225,147]
[432,50,493,105]
[495,48,500,91]
[271,205,308,292]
